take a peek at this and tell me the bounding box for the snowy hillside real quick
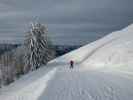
[52,24,133,68]
[1,24,133,100]
[83,24,133,68]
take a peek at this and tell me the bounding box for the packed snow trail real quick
[38,65,133,100]
[1,63,133,100]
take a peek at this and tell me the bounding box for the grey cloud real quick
[0,0,133,45]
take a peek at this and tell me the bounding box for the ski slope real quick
[1,24,133,100]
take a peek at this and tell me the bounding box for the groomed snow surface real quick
[1,24,133,100]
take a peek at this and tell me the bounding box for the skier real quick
[70,60,74,69]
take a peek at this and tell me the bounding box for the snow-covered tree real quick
[12,46,25,76]
[24,22,55,71]
[0,51,15,86]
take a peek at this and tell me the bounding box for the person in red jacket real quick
[70,60,74,69]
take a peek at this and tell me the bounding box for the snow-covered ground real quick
[1,24,133,100]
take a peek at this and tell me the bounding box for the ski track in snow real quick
[37,65,133,100]
[1,63,133,100]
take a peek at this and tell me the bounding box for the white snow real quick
[1,24,133,100]
[0,66,57,100]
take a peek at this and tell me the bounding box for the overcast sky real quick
[0,0,133,45]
